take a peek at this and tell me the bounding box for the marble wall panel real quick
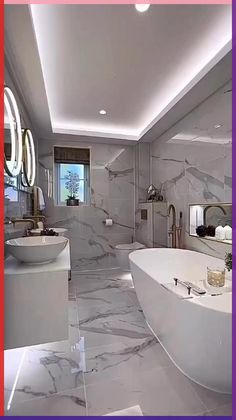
[134,143,151,243]
[38,140,135,271]
[150,139,232,259]
[145,81,232,259]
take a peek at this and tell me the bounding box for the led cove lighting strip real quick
[4,86,23,176]
[30,5,231,141]
[4,86,36,186]
[4,91,16,175]
[22,129,36,187]
[6,348,28,411]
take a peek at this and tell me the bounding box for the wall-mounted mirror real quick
[4,86,36,191]
[189,203,232,244]
[22,129,36,188]
[4,86,22,178]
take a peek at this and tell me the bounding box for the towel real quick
[37,187,45,210]
[37,221,44,230]
[105,405,143,416]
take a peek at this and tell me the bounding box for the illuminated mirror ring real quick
[4,86,23,177]
[22,129,36,187]
[4,92,16,176]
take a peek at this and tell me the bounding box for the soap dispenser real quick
[215,225,225,240]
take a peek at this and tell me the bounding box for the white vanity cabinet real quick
[4,243,71,350]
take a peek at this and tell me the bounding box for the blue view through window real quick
[58,163,87,203]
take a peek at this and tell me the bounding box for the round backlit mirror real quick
[4,86,22,177]
[22,129,36,187]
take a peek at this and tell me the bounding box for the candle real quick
[207,267,225,287]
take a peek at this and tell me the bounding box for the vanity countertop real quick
[190,233,232,245]
[5,242,71,276]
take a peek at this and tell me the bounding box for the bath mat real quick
[105,405,143,416]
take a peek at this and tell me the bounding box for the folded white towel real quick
[37,187,45,210]
[105,405,143,416]
[37,221,44,230]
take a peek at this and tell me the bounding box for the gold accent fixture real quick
[168,204,177,248]
[168,204,182,248]
[23,215,45,229]
[11,218,35,230]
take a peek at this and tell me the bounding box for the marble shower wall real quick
[134,143,151,243]
[148,80,232,259]
[38,140,135,271]
[134,143,150,205]
[150,140,232,258]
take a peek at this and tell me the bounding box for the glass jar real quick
[207,267,225,287]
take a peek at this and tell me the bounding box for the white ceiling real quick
[4,4,232,144]
[168,80,232,145]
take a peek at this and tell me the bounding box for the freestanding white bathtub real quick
[129,248,232,394]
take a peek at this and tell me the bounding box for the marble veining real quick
[38,141,135,271]
[5,269,232,416]
[149,117,232,258]
[105,166,134,180]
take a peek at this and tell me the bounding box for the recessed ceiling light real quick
[214,124,222,129]
[99,109,107,115]
[135,4,150,13]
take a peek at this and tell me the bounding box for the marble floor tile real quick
[68,300,79,324]
[5,386,86,416]
[79,305,153,349]
[4,268,232,416]
[189,381,232,412]
[4,347,26,395]
[105,404,143,416]
[76,288,136,320]
[73,269,134,294]
[86,366,207,416]
[7,343,85,405]
[4,391,11,411]
[124,288,142,309]
[84,337,172,386]
[68,281,77,300]
[76,278,123,299]
[26,335,84,359]
[205,403,232,416]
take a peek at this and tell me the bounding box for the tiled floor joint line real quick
[4,268,232,416]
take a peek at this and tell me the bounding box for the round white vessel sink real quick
[30,228,68,236]
[6,236,68,264]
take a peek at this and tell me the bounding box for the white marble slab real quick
[4,269,232,416]
[38,141,135,271]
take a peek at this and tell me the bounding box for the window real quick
[54,147,90,205]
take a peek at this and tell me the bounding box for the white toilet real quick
[114,242,146,270]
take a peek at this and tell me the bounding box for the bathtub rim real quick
[129,248,232,315]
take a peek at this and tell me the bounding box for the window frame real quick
[53,144,91,208]
[55,163,90,207]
